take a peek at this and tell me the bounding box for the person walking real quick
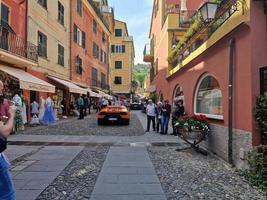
[0,80,16,200]
[84,95,89,117]
[146,99,156,132]
[60,98,67,119]
[161,99,172,135]
[78,95,85,120]
[171,99,179,136]
[88,96,91,115]
[156,101,163,133]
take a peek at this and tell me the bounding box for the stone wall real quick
[201,124,252,169]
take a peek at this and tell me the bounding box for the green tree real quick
[131,80,139,94]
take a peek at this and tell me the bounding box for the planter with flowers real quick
[175,114,210,154]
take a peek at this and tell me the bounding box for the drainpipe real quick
[24,0,27,42]
[228,38,235,166]
[0,0,2,22]
[69,0,72,81]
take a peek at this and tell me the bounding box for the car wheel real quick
[98,120,103,125]
[125,120,130,125]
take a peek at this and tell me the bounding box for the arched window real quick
[173,85,184,102]
[194,74,223,120]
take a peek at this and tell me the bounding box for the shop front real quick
[0,65,55,122]
[47,75,88,115]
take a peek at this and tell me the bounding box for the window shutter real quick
[82,31,86,48]
[74,24,78,42]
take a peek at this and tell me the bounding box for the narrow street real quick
[5,111,265,200]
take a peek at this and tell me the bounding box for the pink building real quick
[145,0,267,167]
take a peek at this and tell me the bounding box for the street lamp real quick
[199,2,219,23]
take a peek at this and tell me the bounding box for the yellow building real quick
[110,20,135,97]
[26,0,79,113]
[27,0,70,79]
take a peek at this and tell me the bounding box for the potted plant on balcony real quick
[175,114,210,140]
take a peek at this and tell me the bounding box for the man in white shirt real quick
[146,99,156,132]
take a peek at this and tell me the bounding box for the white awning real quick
[0,65,55,93]
[47,76,87,95]
[88,89,102,98]
[98,90,113,99]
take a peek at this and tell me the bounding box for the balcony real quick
[168,0,249,76]
[0,23,38,66]
[143,43,154,63]
[179,10,196,28]
[162,4,196,29]
[101,5,114,14]
[92,80,110,91]
[87,0,110,30]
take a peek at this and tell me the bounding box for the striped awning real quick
[47,76,87,95]
[0,65,55,93]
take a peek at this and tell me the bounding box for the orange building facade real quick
[145,0,267,167]
[70,0,111,93]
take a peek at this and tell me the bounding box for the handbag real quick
[0,135,7,153]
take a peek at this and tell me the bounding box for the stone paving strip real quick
[148,147,266,200]
[20,113,145,136]
[90,146,167,200]
[11,146,83,200]
[36,146,109,200]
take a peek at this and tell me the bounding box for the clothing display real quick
[42,97,55,125]
[39,97,45,122]
[13,94,24,131]
[31,101,39,115]
[21,101,27,125]
[30,114,40,126]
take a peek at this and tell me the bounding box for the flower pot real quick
[179,129,204,140]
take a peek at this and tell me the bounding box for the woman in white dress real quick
[39,96,45,122]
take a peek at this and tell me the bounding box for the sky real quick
[108,0,153,64]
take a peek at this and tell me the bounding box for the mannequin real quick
[39,96,45,122]
[42,97,55,125]
[13,94,24,131]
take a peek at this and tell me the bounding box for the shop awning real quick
[47,76,87,95]
[88,89,102,98]
[98,90,113,99]
[0,65,55,93]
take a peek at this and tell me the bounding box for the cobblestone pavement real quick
[21,113,145,136]
[36,146,109,200]
[148,147,266,200]
[6,112,266,200]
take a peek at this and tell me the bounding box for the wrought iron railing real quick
[87,0,110,30]
[91,79,110,90]
[0,25,38,62]
[179,10,196,28]
[170,0,239,68]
